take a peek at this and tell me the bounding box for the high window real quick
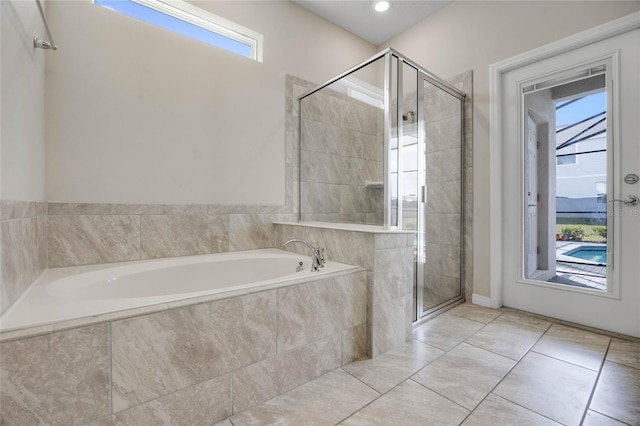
[94,0,263,61]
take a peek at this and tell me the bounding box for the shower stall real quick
[298,49,467,323]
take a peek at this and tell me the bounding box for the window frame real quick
[96,0,264,61]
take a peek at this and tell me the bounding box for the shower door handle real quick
[421,185,427,203]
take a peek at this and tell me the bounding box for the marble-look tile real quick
[426,148,462,184]
[494,352,598,426]
[229,214,288,251]
[338,272,368,329]
[342,340,444,394]
[213,420,234,426]
[425,243,460,278]
[465,318,544,360]
[424,85,461,124]
[462,394,560,426]
[300,182,341,214]
[353,130,379,161]
[277,280,340,352]
[426,181,461,214]
[338,185,368,214]
[320,228,374,271]
[0,325,110,425]
[301,90,342,127]
[371,296,407,356]
[47,215,140,267]
[425,213,461,246]
[413,314,484,351]
[495,310,553,330]
[301,151,342,185]
[48,203,163,215]
[373,248,412,303]
[231,369,379,426]
[374,233,409,250]
[276,272,366,353]
[582,410,628,426]
[412,343,516,410]
[232,334,342,414]
[343,324,367,364]
[341,379,469,426]
[426,116,462,154]
[590,361,640,425]
[46,202,113,215]
[110,204,164,215]
[1,216,47,314]
[161,204,209,215]
[423,274,462,308]
[531,324,610,371]
[99,374,231,426]
[111,291,276,411]
[606,338,640,369]
[342,101,378,135]
[0,200,38,220]
[444,303,502,324]
[140,214,228,259]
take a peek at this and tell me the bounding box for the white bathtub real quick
[0,249,359,334]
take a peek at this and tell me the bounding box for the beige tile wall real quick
[274,223,414,357]
[45,207,295,267]
[0,201,47,315]
[0,269,367,425]
[298,82,385,225]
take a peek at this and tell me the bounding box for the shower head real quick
[33,37,56,50]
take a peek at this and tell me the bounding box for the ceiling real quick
[292,1,452,46]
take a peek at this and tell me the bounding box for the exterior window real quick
[94,0,263,61]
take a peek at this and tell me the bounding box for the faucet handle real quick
[317,247,326,267]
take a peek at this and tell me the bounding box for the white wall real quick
[1,0,46,202]
[381,1,640,297]
[45,0,376,204]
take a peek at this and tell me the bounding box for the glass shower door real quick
[417,74,465,319]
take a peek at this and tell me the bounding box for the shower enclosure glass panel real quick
[297,49,465,323]
[299,57,385,225]
[419,78,464,317]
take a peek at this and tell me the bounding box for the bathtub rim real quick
[0,249,364,342]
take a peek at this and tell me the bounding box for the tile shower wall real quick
[0,201,47,315]
[0,270,367,425]
[299,85,384,225]
[274,223,414,357]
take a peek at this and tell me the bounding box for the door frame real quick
[481,11,640,309]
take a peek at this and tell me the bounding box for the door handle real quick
[609,195,639,206]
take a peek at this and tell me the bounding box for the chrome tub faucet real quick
[283,239,325,272]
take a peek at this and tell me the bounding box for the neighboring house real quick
[556,113,607,225]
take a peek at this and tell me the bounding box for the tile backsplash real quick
[46,206,295,268]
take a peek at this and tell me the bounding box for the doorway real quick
[494,24,640,337]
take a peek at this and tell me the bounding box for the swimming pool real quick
[566,247,607,264]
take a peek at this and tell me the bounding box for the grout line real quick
[579,340,612,425]
[408,377,472,414]
[458,320,550,424]
[587,408,633,426]
[108,323,113,416]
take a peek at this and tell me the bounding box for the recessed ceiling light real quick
[373,0,391,13]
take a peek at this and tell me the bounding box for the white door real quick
[500,28,640,337]
[525,115,538,277]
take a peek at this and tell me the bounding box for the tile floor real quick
[219,303,640,426]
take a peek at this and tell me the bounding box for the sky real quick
[556,92,606,127]
[94,0,252,58]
